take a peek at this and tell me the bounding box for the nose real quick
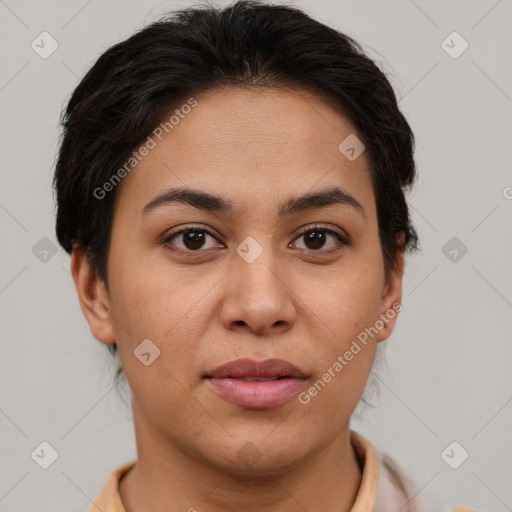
[219,243,297,336]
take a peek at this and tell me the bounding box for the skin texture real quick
[71,86,404,512]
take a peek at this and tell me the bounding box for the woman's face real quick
[73,86,403,474]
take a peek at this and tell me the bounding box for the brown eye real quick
[291,226,348,252]
[164,227,221,254]
[303,229,327,250]
[181,230,207,250]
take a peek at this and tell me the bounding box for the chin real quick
[200,435,311,477]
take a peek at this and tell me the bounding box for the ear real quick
[70,244,116,345]
[375,233,405,343]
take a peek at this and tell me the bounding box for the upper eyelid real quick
[165,224,221,241]
[165,224,346,246]
[292,225,348,247]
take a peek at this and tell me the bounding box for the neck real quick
[119,407,362,512]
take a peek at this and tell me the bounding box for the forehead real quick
[114,86,374,218]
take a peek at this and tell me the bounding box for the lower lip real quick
[205,377,307,409]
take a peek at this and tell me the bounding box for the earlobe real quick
[70,245,116,345]
[376,242,405,343]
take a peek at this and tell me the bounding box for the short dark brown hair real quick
[53,0,420,381]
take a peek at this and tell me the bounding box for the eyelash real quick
[163,224,349,257]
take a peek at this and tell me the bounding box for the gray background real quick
[1,0,511,510]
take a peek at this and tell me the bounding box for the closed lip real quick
[204,358,308,380]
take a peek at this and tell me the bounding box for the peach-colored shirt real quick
[87,430,480,512]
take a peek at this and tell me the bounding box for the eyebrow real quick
[142,186,366,220]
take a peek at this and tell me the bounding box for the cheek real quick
[307,266,383,333]
[298,266,382,388]
[299,279,379,417]
[107,265,204,409]
[107,257,215,372]
[108,246,184,326]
